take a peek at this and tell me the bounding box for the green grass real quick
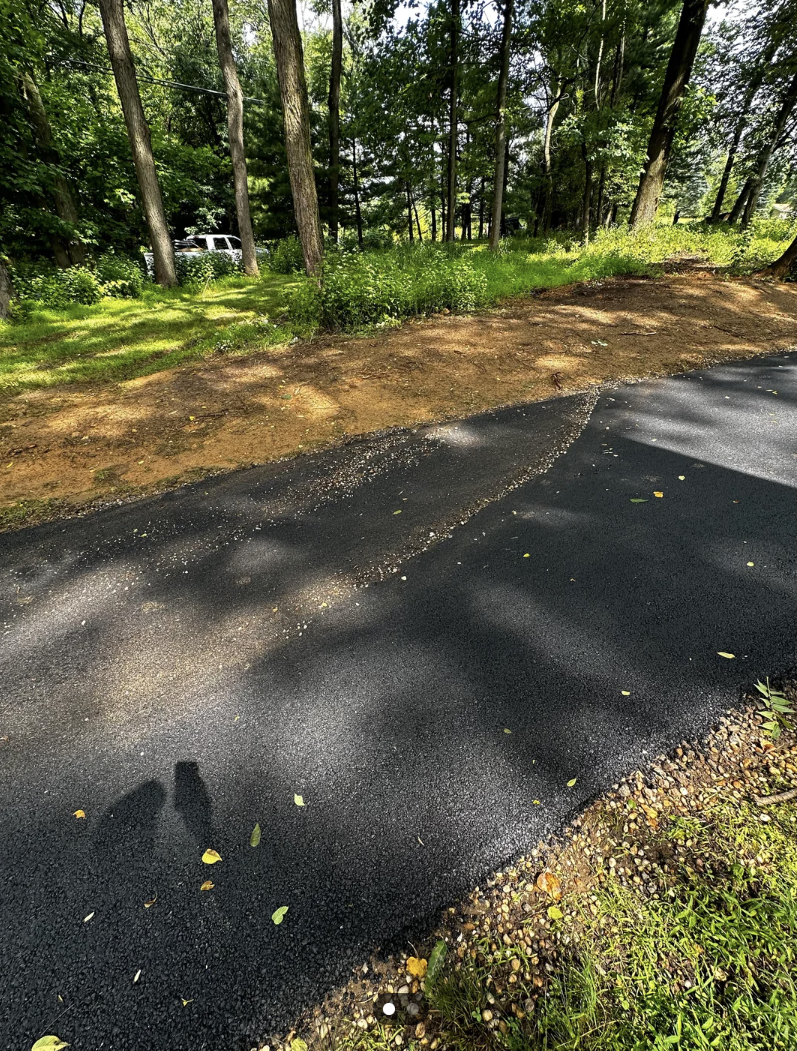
[2,219,794,395]
[424,798,797,1051]
[0,273,301,395]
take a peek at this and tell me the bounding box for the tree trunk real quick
[727,176,752,225]
[267,0,324,276]
[629,0,709,228]
[19,71,86,267]
[478,176,485,239]
[710,120,746,223]
[758,231,797,279]
[446,0,460,241]
[581,146,593,243]
[406,183,414,241]
[540,87,560,234]
[414,197,423,241]
[328,0,343,242]
[0,259,13,320]
[98,0,176,287]
[489,0,513,251]
[740,69,797,230]
[352,139,363,248]
[212,0,258,276]
[431,199,437,241]
[594,0,607,107]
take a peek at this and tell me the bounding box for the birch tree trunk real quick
[629,0,709,228]
[98,0,176,287]
[446,0,460,241]
[212,0,259,275]
[267,0,324,276]
[489,0,513,251]
[328,0,343,242]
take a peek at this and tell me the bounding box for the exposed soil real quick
[1,273,796,529]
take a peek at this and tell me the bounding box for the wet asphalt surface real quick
[1,351,796,1050]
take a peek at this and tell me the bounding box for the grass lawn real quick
[0,273,300,395]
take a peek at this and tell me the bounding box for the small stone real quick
[415,1023,426,1039]
[406,1002,420,1018]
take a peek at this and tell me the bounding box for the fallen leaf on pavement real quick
[272,906,289,925]
[630,498,648,503]
[200,881,214,891]
[73,809,85,819]
[83,912,94,923]
[717,652,735,659]
[393,510,402,515]
[294,794,305,807]
[621,690,631,696]
[31,1038,69,1051]
[202,849,222,864]
[133,969,142,984]
[567,778,577,787]
[503,728,512,734]
[536,871,562,901]
[250,823,261,847]
[144,896,157,908]
[407,956,428,978]
[653,491,663,498]
[181,998,194,1007]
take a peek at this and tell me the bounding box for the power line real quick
[63,58,267,107]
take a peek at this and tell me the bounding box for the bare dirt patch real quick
[1,274,795,528]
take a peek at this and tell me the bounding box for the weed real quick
[754,678,794,739]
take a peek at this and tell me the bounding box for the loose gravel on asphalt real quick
[1,351,795,1051]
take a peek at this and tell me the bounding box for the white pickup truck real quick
[143,234,265,276]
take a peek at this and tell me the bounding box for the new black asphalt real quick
[1,352,795,1050]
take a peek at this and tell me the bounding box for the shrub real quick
[174,250,242,287]
[289,245,488,329]
[268,236,305,274]
[96,251,146,298]
[9,262,103,307]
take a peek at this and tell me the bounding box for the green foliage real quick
[754,679,795,739]
[289,245,489,329]
[95,252,146,298]
[269,236,306,274]
[174,250,243,288]
[9,262,104,307]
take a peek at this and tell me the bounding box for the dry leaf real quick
[503,728,512,734]
[202,849,222,864]
[621,690,631,696]
[73,809,86,820]
[747,562,754,567]
[653,491,663,498]
[181,998,194,1007]
[293,794,305,807]
[406,956,428,978]
[144,895,157,908]
[536,871,562,901]
[31,1038,69,1051]
[133,969,142,984]
[717,652,735,660]
[272,906,288,925]
[200,880,215,892]
[83,912,95,923]
[547,905,563,920]
[250,823,261,847]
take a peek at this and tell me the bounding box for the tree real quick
[740,69,797,228]
[328,0,343,242]
[630,0,710,227]
[489,0,514,251]
[758,229,797,278]
[98,0,176,286]
[0,258,13,320]
[446,0,460,241]
[267,0,324,275]
[211,0,259,275]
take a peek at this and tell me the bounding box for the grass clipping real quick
[276,683,797,1051]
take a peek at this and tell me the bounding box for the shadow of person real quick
[174,761,215,851]
[93,779,166,902]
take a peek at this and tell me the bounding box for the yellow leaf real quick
[523,553,530,558]
[621,690,630,696]
[567,778,577,787]
[547,905,563,921]
[393,509,402,514]
[533,799,541,805]
[503,728,511,734]
[290,1041,309,1051]
[250,822,261,847]
[294,794,305,807]
[200,880,214,892]
[144,895,157,908]
[653,491,663,498]
[181,998,194,1007]
[747,562,754,567]
[202,849,222,864]
[83,912,95,923]
[133,969,142,983]
[73,809,86,819]
[678,475,685,481]
[536,871,562,901]
[31,1038,69,1051]
[406,956,428,978]
[717,652,735,659]
[189,415,195,421]
[272,906,289,925]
